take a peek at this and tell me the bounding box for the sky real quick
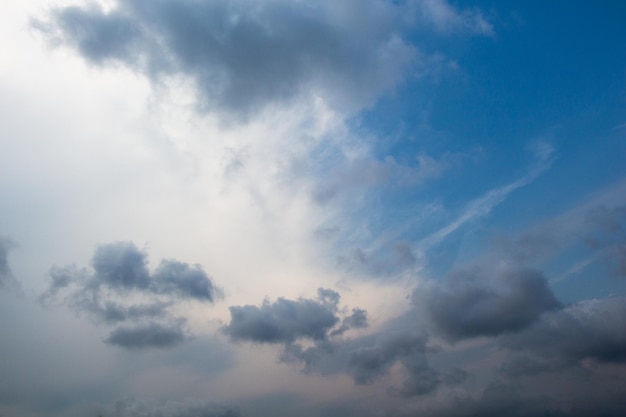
[1,0,626,416]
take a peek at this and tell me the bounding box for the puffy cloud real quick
[104,322,187,349]
[501,297,626,374]
[223,289,342,343]
[41,241,219,348]
[92,241,151,290]
[413,266,560,341]
[152,259,219,301]
[34,0,491,120]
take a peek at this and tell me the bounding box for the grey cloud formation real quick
[223,288,354,343]
[92,241,151,290]
[105,322,186,349]
[0,236,17,290]
[36,0,490,119]
[42,241,219,348]
[112,397,240,417]
[345,331,467,397]
[501,297,626,374]
[331,307,368,337]
[152,259,218,301]
[347,332,428,385]
[413,266,560,341]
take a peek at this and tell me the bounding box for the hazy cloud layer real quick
[36,0,491,119]
[413,266,560,341]
[42,241,219,348]
[501,297,626,374]
[105,322,187,349]
[112,397,240,417]
[411,380,626,417]
[0,236,17,290]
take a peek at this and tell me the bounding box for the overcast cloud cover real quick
[1,0,626,416]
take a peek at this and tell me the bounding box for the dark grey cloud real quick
[35,0,412,119]
[223,290,340,343]
[104,322,186,349]
[409,378,626,417]
[35,0,491,120]
[0,236,18,290]
[92,241,151,290]
[500,297,626,374]
[42,241,219,349]
[347,332,429,385]
[112,397,240,417]
[345,331,466,397]
[413,266,560,341]
[276,308,455,395]
[330,307,368,337]
[152,259,218,301]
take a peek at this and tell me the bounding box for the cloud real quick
[347,332,428,384]
[312,153,458,205]
[223,288,343,343]
[92,241,151,290]
[501,297,626,374]
[418,158,552,250]
[104,322,187,349]
[413,380,626,417]
[330,308,368,337]
[413,265,560,341]
[0,236,18,290]
[411,0,494,36]
[41,241,219,348]
[152,259,219,301]
[35,0,491,120]
[112,397,240,417]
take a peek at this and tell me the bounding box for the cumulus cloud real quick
[0,236,18,290]
[92,241,151,290]
[112,397,240,417]
[34,0,491,120]
[223,288,365,344]
[413,266,560,341]
[41,241,219,348]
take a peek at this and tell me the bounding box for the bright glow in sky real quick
[1,1,626,417]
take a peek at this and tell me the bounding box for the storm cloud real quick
[413,266,560,341]
[41,241,219,348]
[35,0,491,119]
